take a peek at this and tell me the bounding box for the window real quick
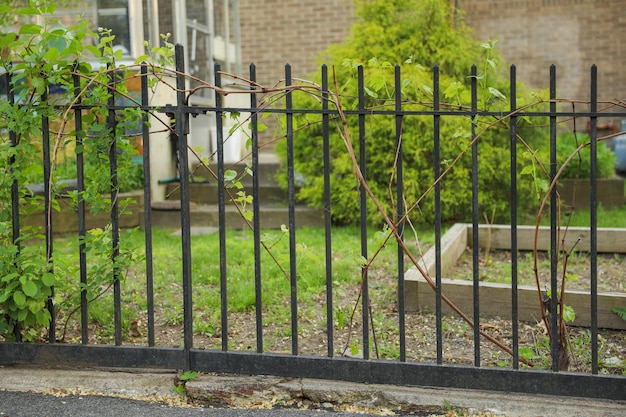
[50,0,143,58]
[97,0,131,55]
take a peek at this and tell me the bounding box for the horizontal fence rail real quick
[1,45,625,401]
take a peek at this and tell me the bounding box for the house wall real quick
[238,0,355,85]
[460,0,626,116]
[239,0,625,119]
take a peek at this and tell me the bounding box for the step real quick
[144,203,324,230]
[190,159,281,187]
[165,182,286,206]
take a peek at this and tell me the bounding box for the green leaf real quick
[520,166,534,176]
[134,54,150,64]
[2,272,19,283]
[443,82,462,100]
[85,45,101,57]
[179,370,199,381]
[0,32,16,48]
[17,308,29,322]
[13,290,26,307]
[535,178,549,193]
[44,47,60,62]
[35,309,51,327]
[21,280,39,298]
[364,86,378,98]
[224,169,237,182]
[519,346,536,360]
[42,272,56,287]
[611,306,626,321]
[19,24,42,35]
[488,87,506,100]
[562,304,576,323]
[353,255,368,268]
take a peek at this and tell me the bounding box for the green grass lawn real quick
[529,198,626,228]
[49,200,626,346]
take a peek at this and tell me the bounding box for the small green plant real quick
[612,306,626,321]
[0,232,57,341]
[174,370,199,395]
[224,166,254,221]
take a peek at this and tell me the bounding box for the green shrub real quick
[0,4,146,341]
[275,0,547,226]
[556,133,615,179]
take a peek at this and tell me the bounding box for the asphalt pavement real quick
[0,391,387,417]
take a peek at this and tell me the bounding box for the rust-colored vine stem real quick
[328,66,534,366]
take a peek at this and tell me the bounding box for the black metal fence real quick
[1,44,625,401]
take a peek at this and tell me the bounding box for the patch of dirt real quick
[447,248,626,293]
[57,280,624,377]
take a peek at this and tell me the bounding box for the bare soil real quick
[448,248,626,293]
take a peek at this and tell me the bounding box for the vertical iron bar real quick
[250,63,263,354]
[433,65,443,365]
[285,64,298,355]
[175,44,193,367]
[42,89,55,343]
[589,65,599,375]
[549,64,559,372]
[73,72,89,344]
[7,70,23,342]
[394,65,406,362]
[107,68,121,346]
[7,71,22,342]
[322,64,334,358]
[509,65,519,369]
[140,63,155,347]
[8,71,20,252]
[358,65,369,360]
[215,63,228,352]
[470,65,480,367]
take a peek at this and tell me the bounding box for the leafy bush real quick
[275,0,546,226]
[0,3,144,341]
[25,153,145,195]
[556,133,616,179]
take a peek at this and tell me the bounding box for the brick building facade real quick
[461,0,625,112]
[238,0,355,86]
[239,0,625,115]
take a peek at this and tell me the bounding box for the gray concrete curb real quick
[185,374,626,417]
[0,366,624,417]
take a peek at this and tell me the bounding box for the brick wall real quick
[239,0,624,117]
[460,0,626,114]
[238,0,355,86]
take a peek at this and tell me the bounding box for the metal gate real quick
[1,45,625,401]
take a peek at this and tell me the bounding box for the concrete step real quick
[144,203,324,230]
[190,158,281,187]
[151,155,316,230]
[165,182,286,206]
